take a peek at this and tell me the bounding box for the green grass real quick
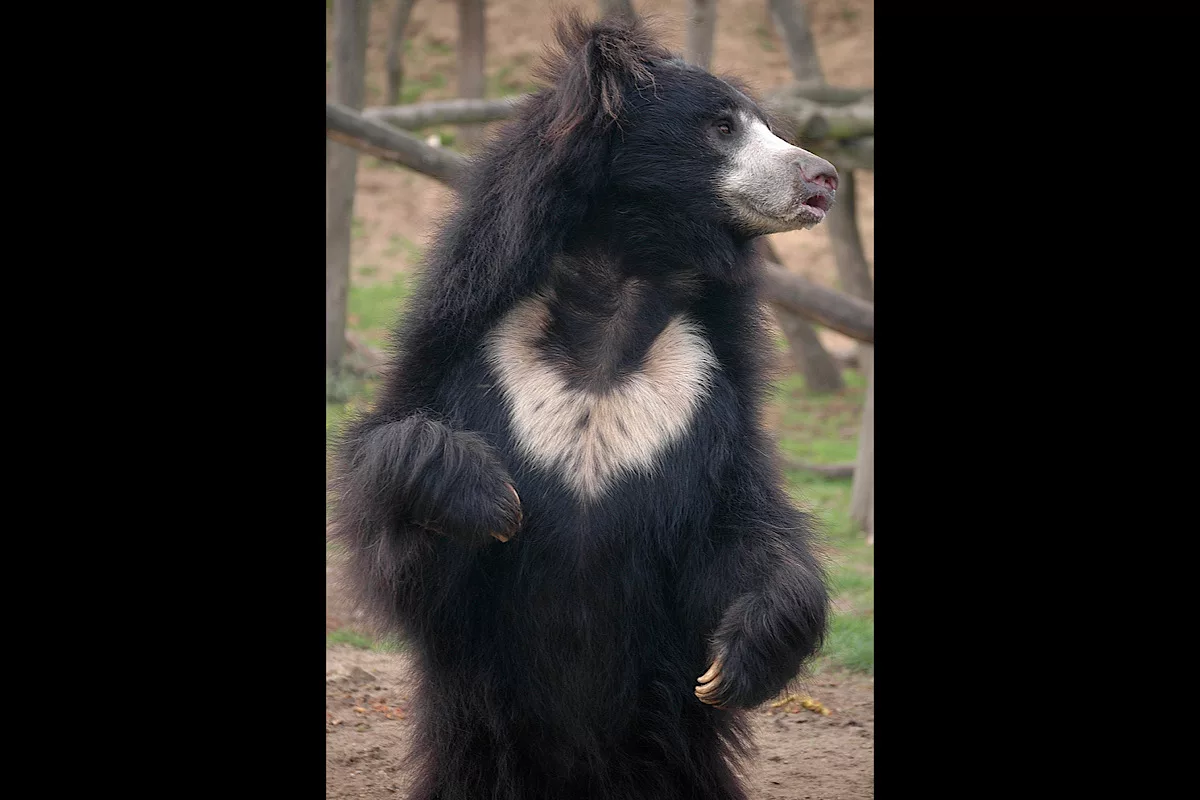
[754,24,779,52]
[326,289,873,675]
[769,369,873,674]
[487,60,540,98]
[383,233,423,262]
[327,627,407,653]
[327,628,375,649]
[347,274,410,349]
[400,70,448,105]
[823,613,874,673]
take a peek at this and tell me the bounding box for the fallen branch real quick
[763,87,874,141]
[761,263,874,344]
[769,82,872,106]
[364,97,524,129]
[809,136,873,172]
[326,101,467,182]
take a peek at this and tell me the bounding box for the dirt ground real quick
[327,558,874,800]
[327,1,874,796]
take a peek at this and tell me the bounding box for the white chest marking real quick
[485,295,719,500]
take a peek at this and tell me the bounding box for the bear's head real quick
[536,13,839,239]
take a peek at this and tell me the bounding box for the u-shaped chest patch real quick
[485,295,719,500]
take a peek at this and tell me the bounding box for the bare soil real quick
[327,2,875,796]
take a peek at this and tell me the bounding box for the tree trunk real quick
[599,0,635,20]
[758,241,844,391]
[456,0,486,152]
[768,0,824,83]
[759,263,873,344]
[826,169,874,376]
[385,0,419,106]
[850,355,874,542]
[826,171,875,528]
[866,466,874,545]
[327,0,369,378]
[758,239,844,392]
[328,101,468,183]
[776,307,844,393]
[827,173,873,303]
[685,0,716,70]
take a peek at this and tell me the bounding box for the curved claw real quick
[697,655,722,685]
[694,655,727,707]
[490,484,523,543]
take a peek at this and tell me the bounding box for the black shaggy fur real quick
[331,13,831,800]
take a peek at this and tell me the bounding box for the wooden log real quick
[761,263,874,344]
[364,97,524,129]
[326,101,469,182]
[763,89,874,141]
[757,240,843,394]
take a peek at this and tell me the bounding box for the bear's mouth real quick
[803,194,829,214]
[791,192,831,226]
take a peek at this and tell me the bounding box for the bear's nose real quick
[797,153,838,192]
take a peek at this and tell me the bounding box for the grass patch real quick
[347,274,410,349]
[326,627,407,653]
[400,70,448,105]
[424,38,454,57]
[383,233,424,263]
[774,372,864,465]
[487,61,540,98]
[754,24,779,52]
[327,628,374,649]
[820,613,874,675]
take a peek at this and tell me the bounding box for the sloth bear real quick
[331,12,836,800]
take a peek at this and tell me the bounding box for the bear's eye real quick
[715,120,734,136]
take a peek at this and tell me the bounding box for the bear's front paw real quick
[440,474,523,547]
[693,632,782,710]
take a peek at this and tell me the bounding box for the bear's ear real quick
[537,13,666,142]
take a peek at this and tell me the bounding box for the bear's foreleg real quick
[692,474,830,710]
[338,412,523,548]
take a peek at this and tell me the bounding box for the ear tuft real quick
[535,11,671,142]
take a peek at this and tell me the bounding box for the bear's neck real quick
[584,196,759,284]
[532,249,703,393]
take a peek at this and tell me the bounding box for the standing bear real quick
[331,12,836,800]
